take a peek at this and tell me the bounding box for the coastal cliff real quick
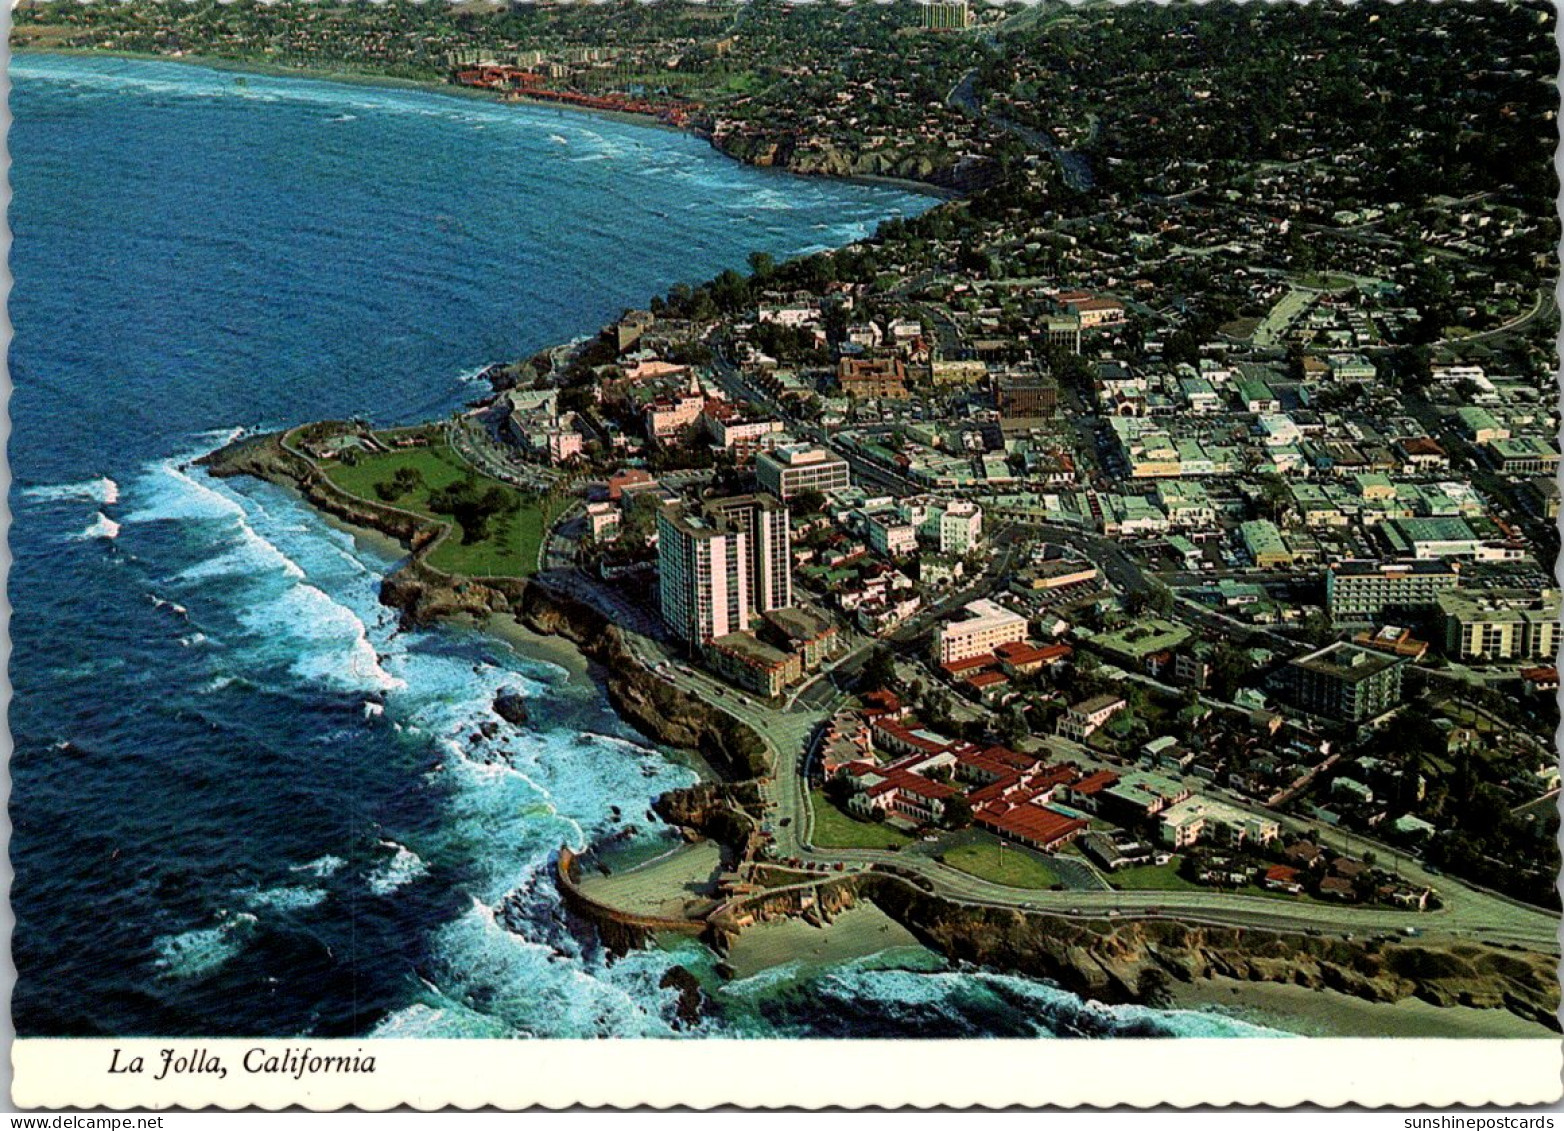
[707,129,991,193]
[856,874,1562,1031]
[200,431,772,783]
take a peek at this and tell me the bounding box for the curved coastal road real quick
[699,676,1561,953]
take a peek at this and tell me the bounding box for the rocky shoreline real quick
[201,431,1561,1037]
[856,875,1561,1034]
[198,430,771,783]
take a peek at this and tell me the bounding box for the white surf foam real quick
[76,512,121,540]
[122,460,251,526]
[153,911,258,980]
[369,896,694,1039]
[244,885,328,912]
[22,476,120,505]
[291,855,348,879]
[367,841,429,896]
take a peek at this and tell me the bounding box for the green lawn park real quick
[808,792,915,851]
[940,839,1062,890]
[318,435,565,579]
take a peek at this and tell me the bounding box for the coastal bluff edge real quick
[199,430,1562,1030]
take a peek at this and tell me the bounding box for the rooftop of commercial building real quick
[1328,559,1461,578]
[1290,641,1402,682]
[708,631,795,670]
[951,597,1027,629]
[760,443,849,468]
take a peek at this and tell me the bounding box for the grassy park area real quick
[808,792,914,851]
[940,840,1062,890]
[1109,860,1202,892]
[318,434,564,579]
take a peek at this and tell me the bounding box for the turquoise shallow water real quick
[9,54,1287,1039]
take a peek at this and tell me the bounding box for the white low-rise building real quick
[936,598,1028,665]
[1160,797,1280,849]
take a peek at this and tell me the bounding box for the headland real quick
[128,0,1564,1039]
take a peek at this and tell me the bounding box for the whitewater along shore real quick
[201,429,1561,1038]
[13,48,963,201]
[198,429,771,780]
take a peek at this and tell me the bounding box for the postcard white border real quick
[12,1038,1564,1110]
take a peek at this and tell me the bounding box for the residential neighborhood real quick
[44,0,1559,965]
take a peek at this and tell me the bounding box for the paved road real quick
[547,560,1559,951]
[724,660,1556,951]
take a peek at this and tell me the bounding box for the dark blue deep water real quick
[10,55,1282,1039]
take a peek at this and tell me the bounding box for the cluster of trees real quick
[986,0,1558,211]
[373,466,424,503]
[1348,702,1559,909]
[427,476,518,545]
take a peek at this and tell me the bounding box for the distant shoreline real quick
[13,47,957,201]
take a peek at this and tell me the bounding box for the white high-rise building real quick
[706,494,793,614]
[657,495,792,645]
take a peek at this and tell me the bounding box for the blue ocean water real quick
[9,54,1284,1039]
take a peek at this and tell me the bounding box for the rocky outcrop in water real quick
[492,688,530,727]
[658,965,707,1030]
[204,431,772,783]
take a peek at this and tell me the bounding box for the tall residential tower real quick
[657,495,792,645]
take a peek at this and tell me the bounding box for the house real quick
[1284,841,1325,868]
[1056,694,1128,742]
[1318,876,1357,901]
[1263,864,1303,894]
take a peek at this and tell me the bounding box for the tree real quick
[747,251,776,282]
[1255,473,1294,525]
[941,796,973,831]
[861,646,899,693]
[996,703,1030,747]
[428,477,516,545]
[1209,643,1250,701]
[790,489,827,517]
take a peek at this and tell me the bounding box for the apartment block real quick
[935,598,1029,665]
[1325,560,1462,626]
[1439,589,1561,662]
[756,443,853,500]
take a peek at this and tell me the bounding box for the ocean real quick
[9,54,1284,1039]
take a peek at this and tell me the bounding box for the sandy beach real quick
[482,612,592,685]
[1169,975,1559,1039]
[724,901,934,982]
